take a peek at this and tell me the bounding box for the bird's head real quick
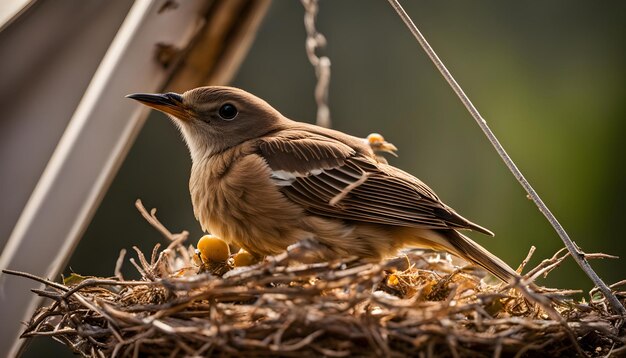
[127,86,286,161]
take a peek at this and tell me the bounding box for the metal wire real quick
[301,0,331,128]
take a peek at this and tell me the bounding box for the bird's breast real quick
[189,152,307,256]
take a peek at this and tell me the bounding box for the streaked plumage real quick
[127,86,519,282]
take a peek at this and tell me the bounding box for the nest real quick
[5,201,626,357]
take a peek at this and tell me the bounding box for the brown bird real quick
[127,86,519,282]
[364,132,398,164]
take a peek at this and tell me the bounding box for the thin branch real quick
[516,246,536,274]
[386,0,626,315]
[115,249,126,281]
[135,199,188,242]
[2,269,69,292]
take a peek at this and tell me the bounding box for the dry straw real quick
[4,200,625,357]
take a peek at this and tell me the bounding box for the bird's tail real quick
[442,230,519,283]
[407,228,520,283]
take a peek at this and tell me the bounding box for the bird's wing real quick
[258,131,493,235]
[258,130,356,174]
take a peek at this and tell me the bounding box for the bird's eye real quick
[218,103,237,120]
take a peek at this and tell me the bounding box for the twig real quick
[524,249,570,283]
[133,246,155,280]
[2,269,69,292]
[610,280,626,289]
[516,246,536,274]
[583,253,619,260]
[135,199,188,242]
[115,249,126,281]
[523,248,567,280]
[385,0,626,315]
[508,278,586,357]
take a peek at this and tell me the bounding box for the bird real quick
[127,86,519,282]
[364,133,397,164]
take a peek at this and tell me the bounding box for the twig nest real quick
[197,235,230,262]
[233,249,257,267]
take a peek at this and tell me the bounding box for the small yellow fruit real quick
[233,249,257,267]
[197,235,230,262]
[387,274,400,286]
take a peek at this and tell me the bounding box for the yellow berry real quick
[197,235,230,262]
[233,249,257,267]
[388,274,400,286]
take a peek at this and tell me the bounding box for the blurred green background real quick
[25,0,626,355]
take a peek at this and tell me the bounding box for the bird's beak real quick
[377,141,398,156]
[126,92,189,120]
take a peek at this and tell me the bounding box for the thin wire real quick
[386,0,625,315]
[301,0,331,128]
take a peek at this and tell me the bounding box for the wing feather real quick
[257,130,493,235]
[259,131,355,173]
